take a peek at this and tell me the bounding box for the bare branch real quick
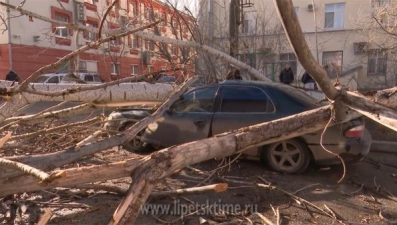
[0,158,50,181]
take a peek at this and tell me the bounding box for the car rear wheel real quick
[119,122,153,153]
[261,139,311,174]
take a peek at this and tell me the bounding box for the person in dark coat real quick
[279,63,294,85]
[5,70,21,82]
[301,71,317,90]
[5,70,21,86]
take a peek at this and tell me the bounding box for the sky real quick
[160,0,199,16]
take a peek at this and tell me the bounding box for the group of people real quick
[279,63,318,90]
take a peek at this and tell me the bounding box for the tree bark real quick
[149,183,228,200]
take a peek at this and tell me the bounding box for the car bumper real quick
[309,129,372,165]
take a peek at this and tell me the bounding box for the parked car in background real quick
[31,72,103,84]
[105,80,372,173]
[156,75,176,83]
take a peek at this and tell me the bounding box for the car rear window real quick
[275,85,320,108]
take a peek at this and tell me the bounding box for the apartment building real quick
[199,0,395,90]
[0,0,194,81]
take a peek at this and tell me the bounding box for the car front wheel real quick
[119,122,153,153]
[261,139,311,174]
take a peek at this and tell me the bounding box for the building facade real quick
[0,0,194,81]
[198,0,396,90]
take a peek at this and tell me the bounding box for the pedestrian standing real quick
[279,63,294,85]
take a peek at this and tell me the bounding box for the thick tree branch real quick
[273,0,339,99]
[0,105,361,197]
[8,116,100,142]
[0,158,50,181]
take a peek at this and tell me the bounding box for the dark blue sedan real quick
[106,80,371,173]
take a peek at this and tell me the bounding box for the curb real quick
[371,140,397,153]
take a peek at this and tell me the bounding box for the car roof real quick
[211,80,319,108]
[219,80,286,89]
[40,72,99,76]
[40,73,66,77]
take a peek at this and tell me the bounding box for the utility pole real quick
[227,0,253,80]
[227,0,241,79]
[229,0,240,59]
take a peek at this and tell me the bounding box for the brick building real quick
[0,0,194,81]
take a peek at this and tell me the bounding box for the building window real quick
[86,22,98,41]
[129,2,137,16]
[110,38,120,46]
[131,65,139,75]
[111,62,120,75]
[322,51,343,78]
[132,36,140,49]
[324,3,345,29]
[146,8,154,21]
[172,17,179,29]
[241,12,257,35]
[55,14,69,37]
[279,53,297,75]
[368,50,387,75]
[161,13,167,26]
[161,66,167,71]
[371,0,391,7]
[146,40,155,51]
[148,66,154,73]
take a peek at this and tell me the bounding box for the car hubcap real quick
[127,131,143,147]
[270,141,302,171]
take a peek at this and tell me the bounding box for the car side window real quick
[220,86,275,113]
[93,75,102,82]
[47,76,59,83]
[85,75,94,82]
[172,87,218,113]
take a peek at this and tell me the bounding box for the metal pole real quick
[6,0,13,71]
[228,0,240,79]
[74,30,80,75]
[229,0,239,58]
[312,0,319,62]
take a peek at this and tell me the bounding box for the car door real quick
[211,85,279,135]
[142,86,219,147]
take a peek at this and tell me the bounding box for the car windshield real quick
[32,76,51,83]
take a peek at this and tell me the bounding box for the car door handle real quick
[194,120,206,126]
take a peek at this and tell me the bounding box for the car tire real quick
[119,122,153,153]
[261,139,311,174]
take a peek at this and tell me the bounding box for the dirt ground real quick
[2,145,397,225]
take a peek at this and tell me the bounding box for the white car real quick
[31,72,103,84]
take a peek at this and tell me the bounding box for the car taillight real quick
[344,125,364,138]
